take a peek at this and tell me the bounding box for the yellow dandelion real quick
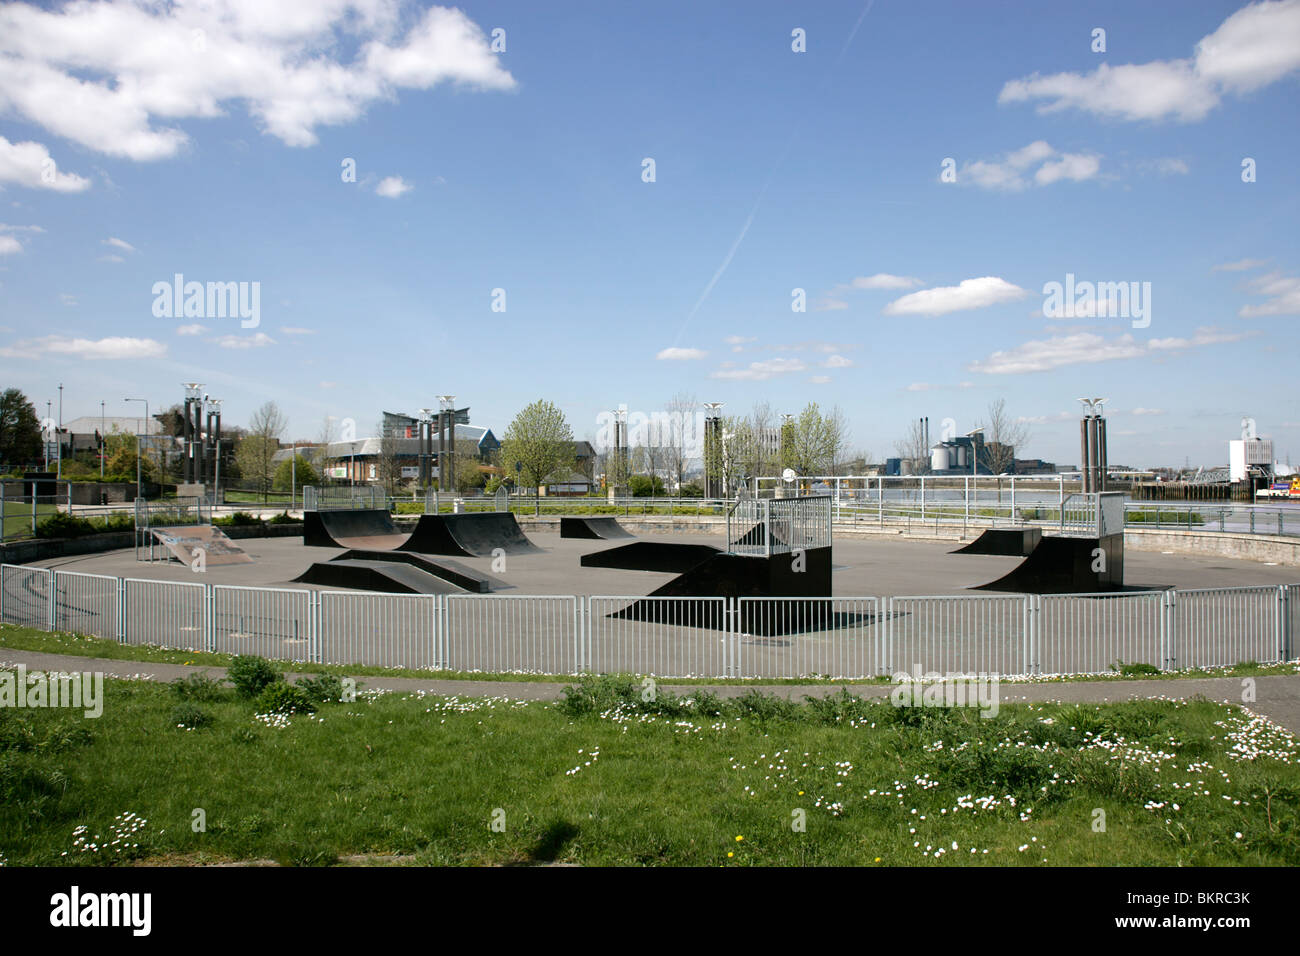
[735,835,744,842]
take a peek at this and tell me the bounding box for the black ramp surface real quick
[560,516,634,539]
[400,511,541,556]
[293,559,463,594]
[334,549,505,593]
[580,540,720,573]
[303,509,399,548]
[952,527,1043,556]
[974,533,1124,594]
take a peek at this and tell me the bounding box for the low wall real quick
[515,516,726,535]
[1123,528,1300,567]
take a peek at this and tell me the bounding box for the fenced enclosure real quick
[3,564,1295,680]
[727,494,833,556]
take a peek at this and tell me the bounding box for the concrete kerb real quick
[1,648,1296,732]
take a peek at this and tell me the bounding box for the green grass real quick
[0,673,1295,866]
[1,500,59,541]
[2,623,1296,686]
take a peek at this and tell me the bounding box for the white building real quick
[1228,438,1273,482]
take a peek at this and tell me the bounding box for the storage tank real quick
[931,444,951,472]
[955,444,968,468]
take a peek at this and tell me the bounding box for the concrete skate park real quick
[8,496,1299,681]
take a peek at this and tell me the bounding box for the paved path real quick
[3,648,1297,733]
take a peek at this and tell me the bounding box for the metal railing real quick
[3,564,1296,680]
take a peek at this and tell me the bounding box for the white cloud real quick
[375,175,412,198]
[711,357,807,381]
[809,375,831,384]
[1142,157,1190,176]
[1213,257,1269,272]
[280,326,316,335]
[839,273,923,291]
[969,327,1249,374]
[213,332,276,349]
[656,347,707,361]
[0,236,21,255]
[1035,153,1101,185]
[958,140,1101,191]
[999,0,1300,123]
[101,237,135,252]
[823,354,854,368]
[724,335,756,345]
[176,324,209,335]
[884,276,1029,317]
[0,334,166,360]
[1129,407,1166,416]
[1238,272,1300,316]
[99,254,125,263]
[0,2,516,162]
[59,293,77,306]
[0,137,90,191]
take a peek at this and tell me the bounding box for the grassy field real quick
[3,624,1297,686]
[0,670,1296,867]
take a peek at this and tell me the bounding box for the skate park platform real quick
[580,540,721,573]
[560,516,634,539]
[952,526,1042,557]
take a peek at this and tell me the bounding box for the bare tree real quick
[235,401,287,501]
[977,399,1030,476]
[663,392,698,492]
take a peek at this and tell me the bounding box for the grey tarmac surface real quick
[3,648,1296,732]
[30,531,1300,596]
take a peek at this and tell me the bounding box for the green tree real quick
[104,431,156,482]
[785,402,849,477]
[500,399,574,500]
[0,388,42,470]
[273,454,319,492]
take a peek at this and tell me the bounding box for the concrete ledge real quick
[515,515,726,535]
[0,522,305,565]
[1124,528,1300,567]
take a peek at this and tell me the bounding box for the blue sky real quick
[1,0,1298,468]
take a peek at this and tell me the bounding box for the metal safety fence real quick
[1,564,1296,680]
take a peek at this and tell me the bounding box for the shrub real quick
[215,511,260,527]
[255,681,316,715]
[35,513,96,539]
[295,673,345,705]
[172,673,228,702]
[227,656,282,699]
[268,511,298,525]
[170,702,214,729]
[1113,660,1162,677]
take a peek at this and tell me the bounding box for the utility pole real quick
[125,397,148,501]
[100,400,105,478]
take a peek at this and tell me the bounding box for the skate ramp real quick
[952,526,1042,557]
[334,549,505,593]
[303,509,406,550]
[293,559,463,594]
[560,516,634,539]
[974,533,1124,594]
[400,511,541,557]
[152,525,254,568]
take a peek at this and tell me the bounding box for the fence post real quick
[1170,590,1180,671]
[117,577,127,644]
[205,584,215,653]
[1278,586,1290,664]
[48,570,59,632]
[310,590,321,664]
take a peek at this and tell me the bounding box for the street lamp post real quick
[100,400,105,479]
[125,398,148,501]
